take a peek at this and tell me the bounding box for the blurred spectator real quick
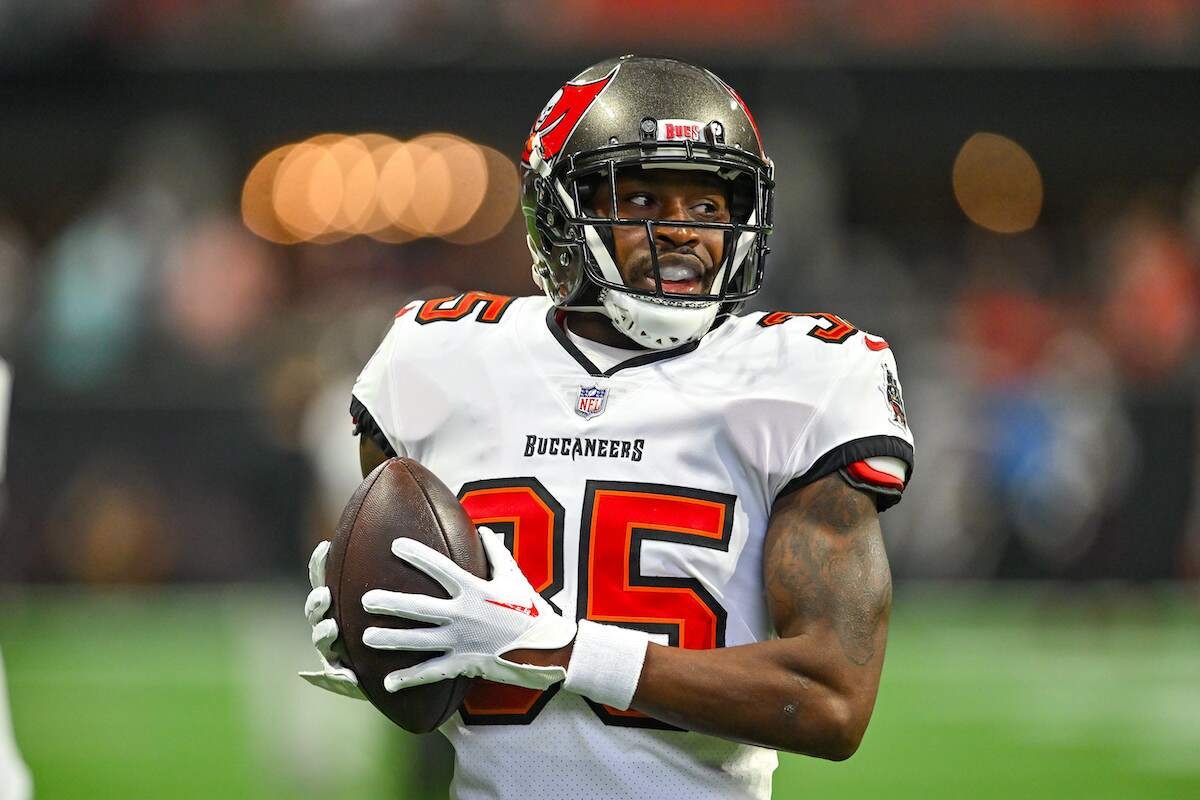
[45,454,173,583]
[159,217,281,365]
[0,217,32,359]
[1099,205,1199,383]
[34,208,152,391]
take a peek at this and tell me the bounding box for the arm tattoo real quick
[766,475,892,666]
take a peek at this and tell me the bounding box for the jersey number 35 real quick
[456,478,736,730]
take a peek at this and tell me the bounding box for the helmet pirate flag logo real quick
[522,67,618,168]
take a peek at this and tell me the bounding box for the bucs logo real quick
[881,364,907,430]
[658,119,704,142]
[521,66,618,168]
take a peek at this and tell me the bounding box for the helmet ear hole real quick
[728,173,756,224]
[574,176,603,216]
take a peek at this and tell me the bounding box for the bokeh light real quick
[443,145,520,245]
[242,131,519,245]
[363,136,416,242]
[326,135,376,236]
[241,144,303,244]
[377,137,428,238]
[411,133,488,236]
[273,141,344,240]
[952,132,1043,234]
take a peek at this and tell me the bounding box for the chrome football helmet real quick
[521,55,774,349]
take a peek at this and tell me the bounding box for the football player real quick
[302,55,914,800]
[0,357,32,800]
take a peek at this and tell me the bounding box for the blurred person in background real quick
[301,55,915,800]
[1089,200,1200,580]
[951,239,1138,580]
[5,119,316,583]
[0,354,32,800]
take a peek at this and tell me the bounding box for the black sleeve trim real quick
[350,395,398,459]
[776,434,914,513]
[839,467,904,512]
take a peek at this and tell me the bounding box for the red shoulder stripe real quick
[846,460,905,491]
[864,335,890,351]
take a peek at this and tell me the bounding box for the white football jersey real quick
[351,293,915,800]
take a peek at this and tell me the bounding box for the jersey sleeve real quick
[349,305,418,460]
[779,342,915,511]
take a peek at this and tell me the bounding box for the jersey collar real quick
[545,307,700,378]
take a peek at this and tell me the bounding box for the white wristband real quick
[563,619,651,710]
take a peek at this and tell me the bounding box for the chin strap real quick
[554,292,718,350]
[600,289,719,350]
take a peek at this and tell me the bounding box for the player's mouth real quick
[636,253,707,295]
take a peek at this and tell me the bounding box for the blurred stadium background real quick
[0,1,1198,798]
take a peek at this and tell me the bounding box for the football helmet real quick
[522,55,774,349]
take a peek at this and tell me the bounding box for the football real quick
[325,457,488,733]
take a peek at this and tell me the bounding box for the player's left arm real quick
[616,472,889,760]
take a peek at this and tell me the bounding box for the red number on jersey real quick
[457,479,565,725]
[455,479,735,729]
[414,291,514,325]
[578,481,734,728]
[758,311,857,344]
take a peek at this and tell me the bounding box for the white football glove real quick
[362,527,577,693]
[298,540,366,700]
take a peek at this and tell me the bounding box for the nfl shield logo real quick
[575,386,608,420]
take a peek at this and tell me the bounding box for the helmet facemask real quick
[526,139,774,349]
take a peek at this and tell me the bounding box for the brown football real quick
[325,457,488,733]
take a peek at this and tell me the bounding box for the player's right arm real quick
[301,304,417,696]
[359,434,390,478]
[297,432,387,697]
[299,329,396,697]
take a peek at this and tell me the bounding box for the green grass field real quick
[0,585,1196,799]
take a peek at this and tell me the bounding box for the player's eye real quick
[692,199,727,220]
[616,192,657,219]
